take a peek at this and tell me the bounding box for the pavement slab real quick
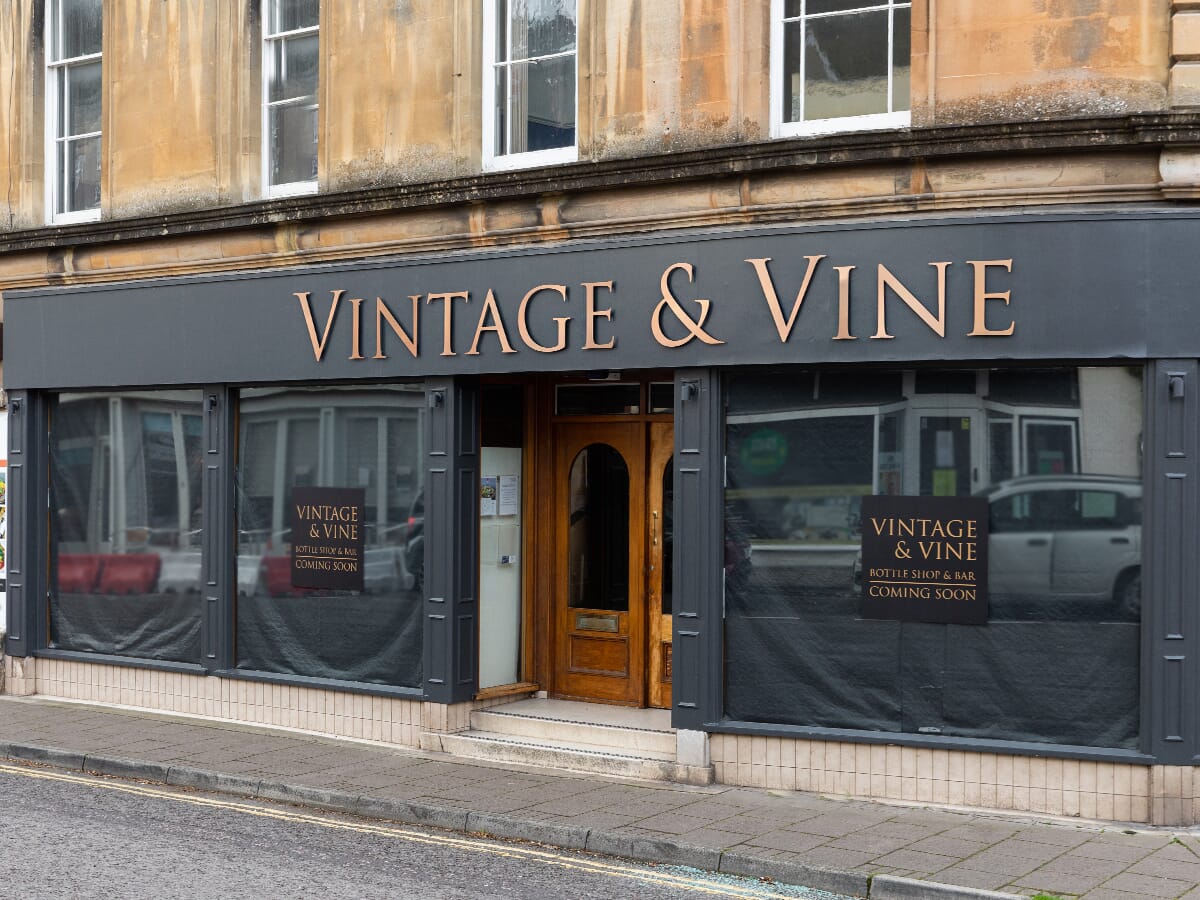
[4,696,1200,899]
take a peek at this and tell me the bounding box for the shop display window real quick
[236,385,425,687]
[49,390,205,662]
[723,366,1143,749]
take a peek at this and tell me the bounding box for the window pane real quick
[724,366,1143,750]
[236,385,425,688]
[555,384,640,415]
[892,5,911,112]
[784,0,802,17]
[501,55,576,153]
[60,134,101,214]
[506,0,576,60]
[269,0,319,34]
[269,34,319,102]
[809,0,878,13]
[56,0,102,59]
[782,19,803,123]
[270,102,318,185]
[805,11,890,121]
[65,60,102,136]
[50,391,204,664]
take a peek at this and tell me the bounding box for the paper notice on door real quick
[480,477,498,516]
[935,431,955,468]
[498,475,520,517]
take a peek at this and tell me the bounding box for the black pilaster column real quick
[672,369,724,730]
[6,391,49,657]
[422,377,479,704]
[1144,360,1200,764]
[200,386,235,671]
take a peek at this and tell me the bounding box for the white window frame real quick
[482,0,579,172]
[44,0,103,224]
[262,2,319,198]
[769,0,911,140]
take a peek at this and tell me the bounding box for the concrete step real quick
[470,707,677,756]
[439,729,678,781]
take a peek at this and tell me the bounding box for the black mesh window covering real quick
[235,385,425,688]
[723,366,1142,750]
[49,391,204,663]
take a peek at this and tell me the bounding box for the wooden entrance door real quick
[552,420,673,707]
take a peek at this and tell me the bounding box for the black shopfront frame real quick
[6,208,1199,766]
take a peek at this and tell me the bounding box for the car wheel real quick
[1113,569,1141,620]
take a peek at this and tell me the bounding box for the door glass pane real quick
[567,443,629,611]
[919,415,972,496]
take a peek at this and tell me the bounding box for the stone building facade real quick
[3,0,1200,826]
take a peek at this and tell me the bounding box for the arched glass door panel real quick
[567,443,629,612]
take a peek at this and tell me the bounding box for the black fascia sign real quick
[859,495,989,625]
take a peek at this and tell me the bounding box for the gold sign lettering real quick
[517,284,569,353]
[426,291,469,357]
[373,295,420,359]
[293,252,1017,361]
[466,289,517,356]
[744,255,825,342]
[296,289,345,362]
[967,259,1016,336]
[583,281,616,350]
[873,262,951,340]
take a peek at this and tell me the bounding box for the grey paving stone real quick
[1029,853,1131,879]
[791,846,877,870]
[788,812,890,838]
[1100,872,1194,896]
[743,829,830,854]
[925,866,1016,892]
[629,812,716,836]
[1014,868,1111,895]
[1079,889,1171,900]
[824,832,912,855]
[869,848,962,874]
[904,834,993,858]
[669,827,748,850]
[950,851,1045,879]
[1071,839,1163,864]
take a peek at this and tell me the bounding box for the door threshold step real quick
[470,708,677,755]
[439,730,679,781]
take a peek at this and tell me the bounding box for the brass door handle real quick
[651,510,659,546]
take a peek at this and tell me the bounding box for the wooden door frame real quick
[551,420,647,705]
[647,421,674,709]
[524,374,675,707]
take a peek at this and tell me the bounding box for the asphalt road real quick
[0,763,849,900]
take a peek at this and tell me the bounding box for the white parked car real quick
[985,475,1141,619]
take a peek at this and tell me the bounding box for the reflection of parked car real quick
[850,475,1142,619]
[987,475,1141,618]
[405,490,424,592]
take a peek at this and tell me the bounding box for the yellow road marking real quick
[0,762,789,898]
